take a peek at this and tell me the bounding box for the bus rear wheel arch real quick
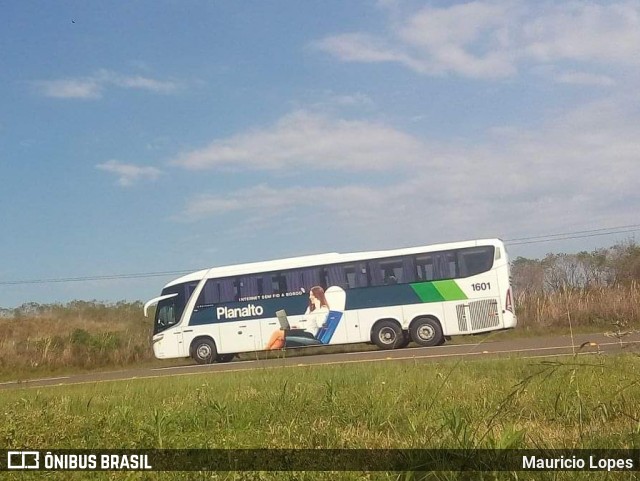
[371,319,403,350]
[190,337,217,364]
[409,317,444,347]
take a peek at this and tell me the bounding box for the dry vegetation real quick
[511,240,640,332]
[0,301,154,378]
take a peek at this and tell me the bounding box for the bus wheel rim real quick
[418,325,435,341]
[197,344,211,359]
[379,327,396,344]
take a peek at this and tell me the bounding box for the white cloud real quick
[176,98,640,245]
[34,79,102,99]
[33,70,179,99]
[314,1,640,80]
[95,70,178,94]
[314,33,423,70]
[96,160,163,187]
[329,92,375,108]
[171,110,427,171]
[554,71,616,87]
[522,2,640,64]
[397,1,517,78]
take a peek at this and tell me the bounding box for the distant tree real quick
[610,239,640,284]
[511,256,544,299]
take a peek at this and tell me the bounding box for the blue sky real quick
[1,0,639,308]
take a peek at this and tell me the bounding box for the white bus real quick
[144,238,516,364]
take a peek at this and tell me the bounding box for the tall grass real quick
[514,282,640,332]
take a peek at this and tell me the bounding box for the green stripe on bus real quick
[410,282,444,302]
[410,280,468,303]
[433,280,468,301]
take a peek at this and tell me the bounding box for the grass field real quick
[2,353,640,480]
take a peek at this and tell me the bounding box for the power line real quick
[0,269,196,286]
[504,224,640,246]
[1,224,638,286]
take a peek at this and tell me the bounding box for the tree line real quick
[511,239,640,297]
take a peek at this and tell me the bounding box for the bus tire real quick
[371,320,403,350]
[410,317,444,347]
[191,337,217,364]
[216,353,235,363]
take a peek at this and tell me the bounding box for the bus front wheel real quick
[410,318,444,347]
[191,338,217,364]
[372,320,403,350]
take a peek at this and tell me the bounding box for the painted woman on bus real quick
[302,286,330,335]
[265,286,329,350]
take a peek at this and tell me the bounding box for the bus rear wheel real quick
[191,338,217,364]
[410,318,444,347]
[372,320,403,350]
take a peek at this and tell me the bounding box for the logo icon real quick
[7,451,40,470]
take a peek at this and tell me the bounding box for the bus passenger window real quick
[457,246,495,277]
[272,274,287,294]
[379,259,403,284]
[344,266,357,289]
[218,279,236,302]
[325,265,347,289]
[239,276,260,298]
[415,255,434,281]
[432,252,457,280]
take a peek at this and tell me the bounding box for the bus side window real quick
[239,276,260,298]
[195,279,220,307]
[378,258,405,285]
[272,274,287,295]
[300,268,322,289]
[415,254,434,281]
[402,256,416,283]
[432,252,457,280]
[355,263,368,287]
[458,246,495,277]
[367,260,383,286]
[218,279,236,302]
[267,267,325,292]
[342,264,368,288]
[185,282,198,300]
[344,266,357,289]
[326,265,347,289]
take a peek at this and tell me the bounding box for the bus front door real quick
[161,326,185,358]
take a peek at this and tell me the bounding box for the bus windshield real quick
[152,281,199,335]
[154,297,180,335]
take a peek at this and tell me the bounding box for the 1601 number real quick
[471,282,491,291]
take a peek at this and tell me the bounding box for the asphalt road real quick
[2,331,639,391]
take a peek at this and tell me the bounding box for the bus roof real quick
[164,238,504,288]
